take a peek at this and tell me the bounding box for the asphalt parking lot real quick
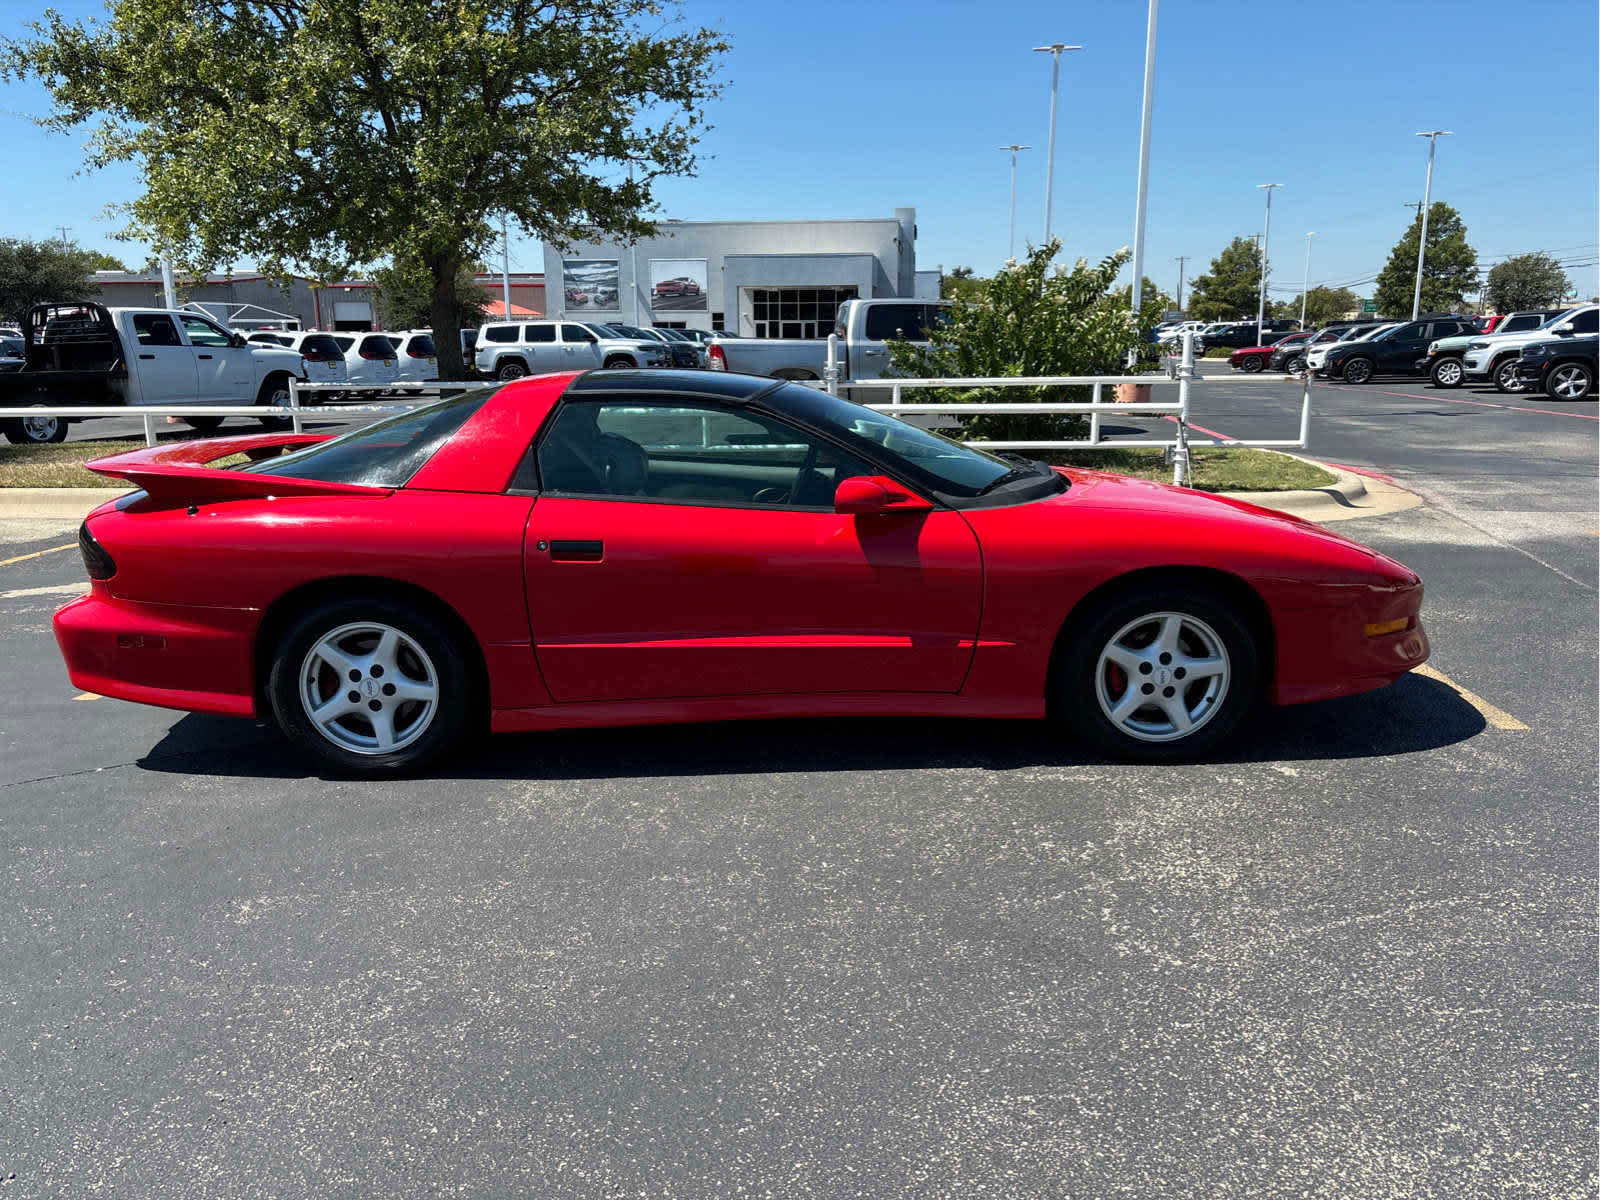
[2,371,1595,1197]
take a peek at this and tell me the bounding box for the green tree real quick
[1187,238,1262,321]
[1274,286,1361,327]
[941,266,989,303]
[1373,203,1478,317]
[5,1,727,379]
[0,236,115,324]
[1483,252,1571,312]
[1111,276,1175,319]
[373,253,488,333]
[885,240,1143,444]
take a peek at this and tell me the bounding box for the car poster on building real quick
[648,258,708,311]
[562,259,620,311]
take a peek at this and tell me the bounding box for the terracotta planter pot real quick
[1114,382,1152,404]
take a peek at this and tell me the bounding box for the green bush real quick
[1203,347,1233,358]
[884,241,1146,443]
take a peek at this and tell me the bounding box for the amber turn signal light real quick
[1363,617,1411,637]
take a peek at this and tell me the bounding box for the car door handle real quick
[139,353,154,359]
[196,354,213,360]
[548,539,603,562]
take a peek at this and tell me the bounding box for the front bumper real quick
[1515,360,1549,383]
[54,589,259,718]
[1270,575,1430,706]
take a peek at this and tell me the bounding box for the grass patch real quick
[0,439,246,487]
[1202,347,1234,358]
[1039,447,1336,493]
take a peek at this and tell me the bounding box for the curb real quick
[1217,453,1420,523]
[0,487,128,521]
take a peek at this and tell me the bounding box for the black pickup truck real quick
[0,303,131,444]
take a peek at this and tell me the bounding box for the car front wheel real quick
[1239,355,1264,373]
[1429,356,1464,388]
[1058,586,1258,762]
[1,404,69,444]
[1492,358,1524,393]
[1340,356,1375,384]
[267,596,472,775]
[1546,362,1594,401]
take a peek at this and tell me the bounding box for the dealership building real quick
[543,207,937,338]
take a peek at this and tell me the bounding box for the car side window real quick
[524,325,556,343]
[179,315,232,347]
[132,314,182,347]
[1566,310,1598,334]
[483,325,518,344]
[525,400,876,508]
[863,304,928,342]
[560,323,596,343]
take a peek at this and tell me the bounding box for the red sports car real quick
[55,371,1429,774]
[1229,332,1310,372]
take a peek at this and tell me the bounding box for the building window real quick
[748,287,858,340]
[652,320,688,330]
[711,312,725,330]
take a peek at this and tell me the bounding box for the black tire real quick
[267,595,472,776]
[1239,355,1265,373]
[1056,584,1260,763]
[1429,355,1465,388]
[1,405,69,445]
[495,358,530,381]
[1341,356,1375,384]
[1285,354,1306,373]
[183,416,226,433]
[1545,361,1594,401]
[1492,357,1523,393]
[256,374,295,430]
[601,355,637,370]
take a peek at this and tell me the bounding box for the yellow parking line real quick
[0,543,75,567]
[73,692,101,702]
[1412,663,1528,730]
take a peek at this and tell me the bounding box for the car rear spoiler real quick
[85,432,391,504]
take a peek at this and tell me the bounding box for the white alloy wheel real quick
[1093,611,1232,743]
[298,621,441,756]
[1432,357,1463,387]
[22,410,62,442]
[1548,363,1592,400]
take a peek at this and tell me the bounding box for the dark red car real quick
[56,371,1428,775]
[1229,332,1310,372]
[653,277,701,297]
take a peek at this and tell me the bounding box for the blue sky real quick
[4,0,1597,304]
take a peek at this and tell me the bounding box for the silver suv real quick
[473,320,669,380]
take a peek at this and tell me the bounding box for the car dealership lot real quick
[1,373,1595,1197]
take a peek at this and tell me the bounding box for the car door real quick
[520,324,562,372]
[178,314,254,401]
[559,323,601,367]
[1373,321,1428,372]
[125,313,199,404]
[520,396,984,703]
[855,303,932,380]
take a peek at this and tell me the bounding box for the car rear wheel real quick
[1239,355,1264,373]
[183,416,225,433]
[495,359,529,380]
[267,596,471,775]
[1546,362,1594,401]
[256,374,295,429]
[1429,356,1464,388]
[1492,357,1524,393]
[1341,356,1375,384]
[2,404,69,445]
[1057,586,1259,763]
[601,356,637,370]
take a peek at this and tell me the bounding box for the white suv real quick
[330,331,401,387]
[385,330,439,383]
[474,320,670,380]
[1460,305,1599,392]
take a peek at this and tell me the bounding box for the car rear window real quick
[242,392,493,488]
[298,335,342,358]
[358,335,395,357]
[407,334,436,356]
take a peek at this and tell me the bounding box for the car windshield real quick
[764,382,1063,505]
[242,391,492,487]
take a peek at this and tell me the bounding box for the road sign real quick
[1360,300,1379,314]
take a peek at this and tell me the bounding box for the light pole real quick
[1412,130,1451,319]
[1174,255,1189,312]
[500,214,512,320]
[1128,0,1159,327]
[1000,144,1030,260]
[1299,233,1314,327]
[1255,183,1281,342]
[1033,42,1082,248]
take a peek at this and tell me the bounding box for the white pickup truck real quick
[707,299,950,389]
[0,303,307,444]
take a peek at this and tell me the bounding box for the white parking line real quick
[0,583,88,600]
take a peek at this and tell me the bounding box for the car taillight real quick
[708,344,727,371]
[301,350,334,363]
[408,347,429,358]
[360,349,389,360]
[78,520,115,580]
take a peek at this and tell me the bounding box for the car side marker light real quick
[1363,617,1411,637]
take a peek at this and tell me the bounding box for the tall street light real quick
[1255,183,1282,343]
[1000,144,1030,260]
[1128,0,1159,329]
[1299,232,1314,327]
[1033,42,1082,248]
[1412,130,1451,319]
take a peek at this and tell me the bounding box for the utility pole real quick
[1255,183,1281,343]
[1000,144,1030,260]
[1032,41,1082,248]
[1299,233,1314,327]
[500,214,512,320]
[1173,256,1189,312]
[1412,130,1451,319]
[160,257,177,310]
[1127,0,1159,331]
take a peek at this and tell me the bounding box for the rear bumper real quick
[53,590,259,718]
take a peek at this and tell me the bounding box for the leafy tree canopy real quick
[1111,276,1175,320]
[374,253,488,333]
[940,266,989,303]
[0,237,120,324]
[1373,202,1478,317]
[4,0,727,377]
[1187,238,1262,321]
[1483,252,1571,313]
[1274,286,1361,327]
[886,240,1144,444]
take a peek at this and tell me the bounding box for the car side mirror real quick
[834,475,933,515]
[230,333,247,347]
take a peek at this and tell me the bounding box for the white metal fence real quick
[0,334,1311,487]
